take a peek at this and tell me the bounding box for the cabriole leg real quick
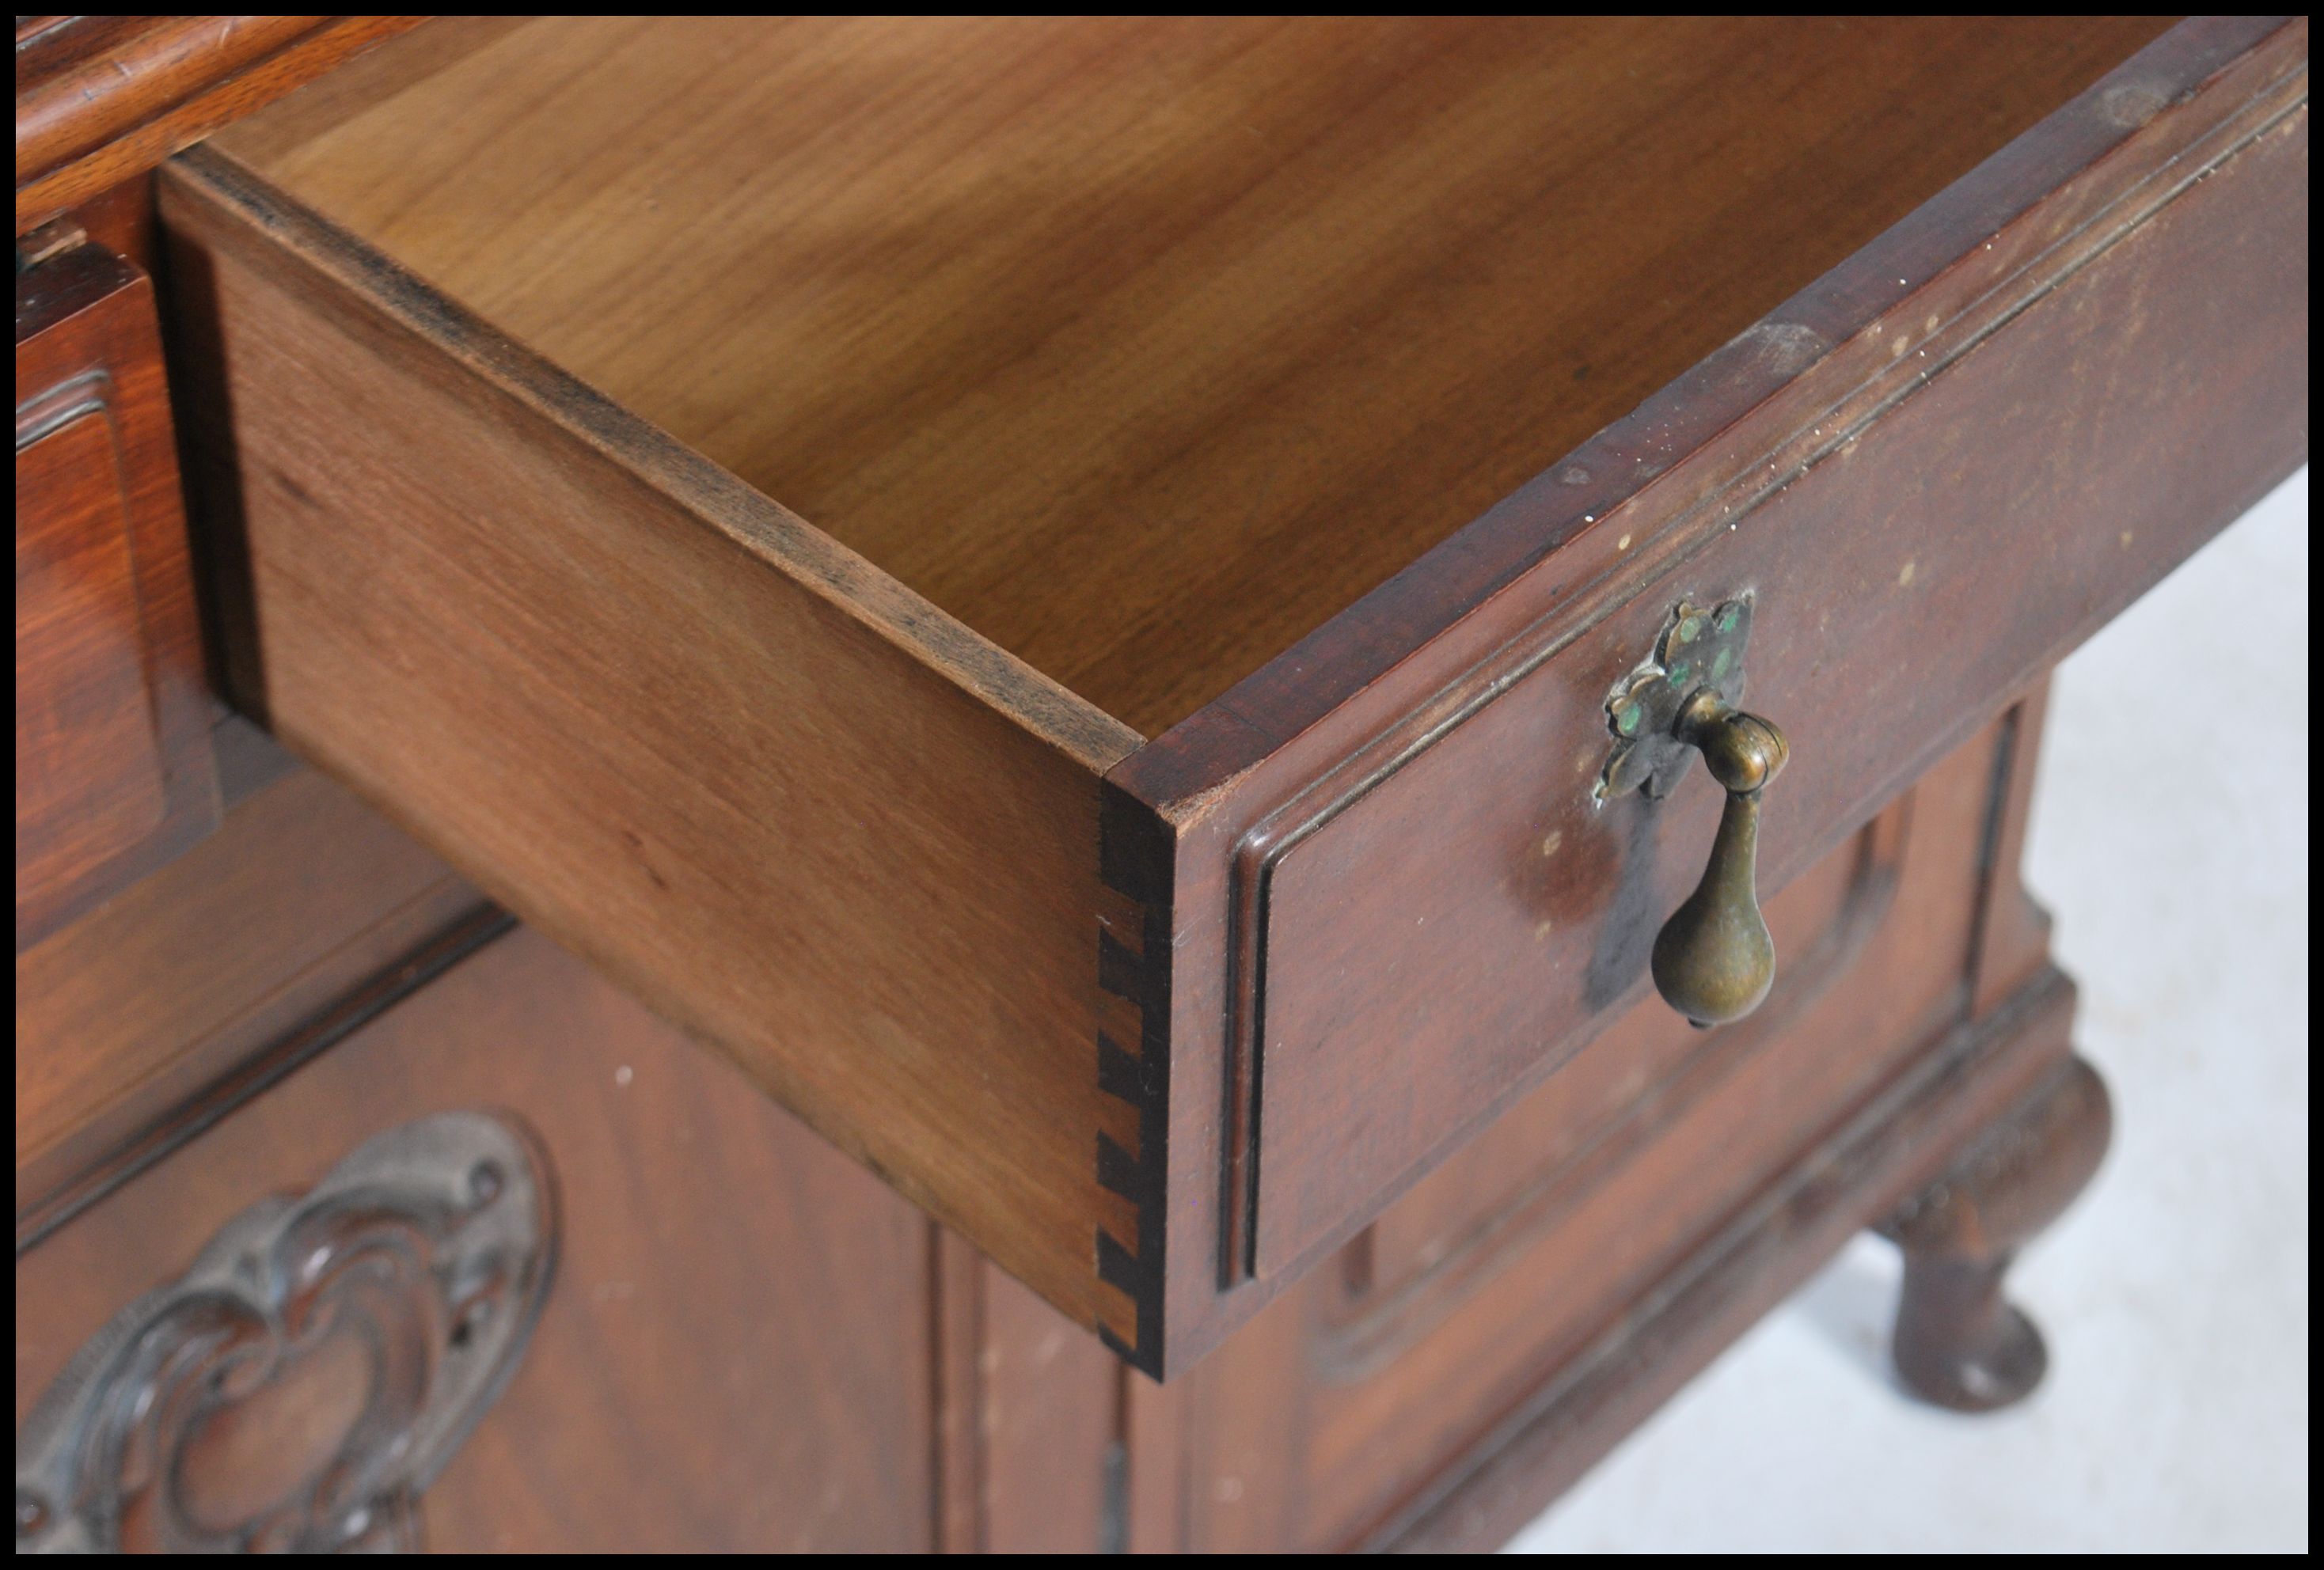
[1876,1056,2112,1412]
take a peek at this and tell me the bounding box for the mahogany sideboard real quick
[14,16,2307,1553]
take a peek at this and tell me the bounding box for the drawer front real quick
[1132,707,2071,1552]
[16,239,218,950]
[1244,71,2309,1278]
[1106,17,2307,1371]
[14,926,936,1553]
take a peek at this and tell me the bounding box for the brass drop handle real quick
[1650,692,1789,1026]
[1596,597,1789,1029]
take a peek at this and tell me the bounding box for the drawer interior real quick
[213,16,2170,738]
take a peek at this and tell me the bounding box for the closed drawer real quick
[157,17,2307,1376]
[16,238,218,950]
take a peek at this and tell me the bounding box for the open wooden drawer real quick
[157,17,2307,1376]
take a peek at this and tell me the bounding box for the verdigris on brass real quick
[1597,599,1790,1026]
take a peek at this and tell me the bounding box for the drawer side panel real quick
[158,157,1138,1331]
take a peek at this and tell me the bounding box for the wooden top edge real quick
[1114,13,2306,813]
[17,17,388,180]
[158,143,1144,776]
[16,17,431,233]
[18,17,325,176]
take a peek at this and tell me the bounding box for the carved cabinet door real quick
[15,927,938,1553]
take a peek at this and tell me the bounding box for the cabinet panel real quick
[15,927,936,1553]
[16,240,218,950]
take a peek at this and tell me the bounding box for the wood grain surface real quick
[1126,703,2078,1550]
[20,16,2301,1550]
[1112,15,2304,801]
[166,17,2306,1375]
[212,16,2170,737]
[1245,69,2307,1278]
[158,150,1140,1334]
[14,15,424,232]
[15,765,484,1242]
[16,239,218,950]
[14,926,936,1553]
[1108,16,2307,1375]
[934,1231,1123,1554]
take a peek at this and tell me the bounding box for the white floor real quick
[1506,468,2311,1554]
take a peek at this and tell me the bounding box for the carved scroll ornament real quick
[16,1111,555,1554]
